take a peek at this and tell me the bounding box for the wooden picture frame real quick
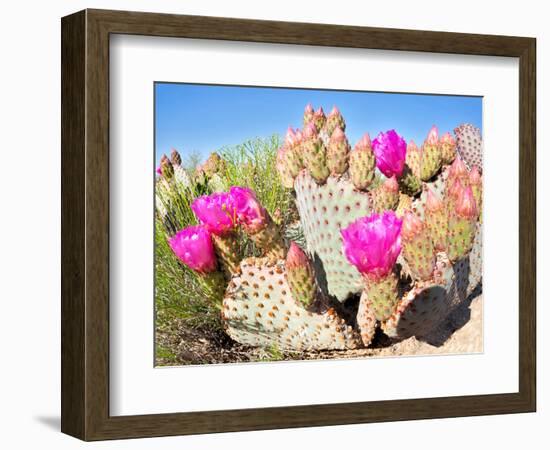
[61,9,536,441]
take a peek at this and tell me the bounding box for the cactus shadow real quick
[419,257,479,347]
[312,252,329,296]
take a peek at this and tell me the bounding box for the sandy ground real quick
[156,293,482,366]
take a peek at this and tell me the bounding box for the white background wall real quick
[0,1,546,448]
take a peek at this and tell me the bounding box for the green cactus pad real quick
[398,165,422,195]
[212,233,241,276]
[454,123,482,170]
[303,138,330,184]
[222,258,362,351]
[364,273,399,321]
[357,292,377,346]
[411,169,448,219]
[349,146,376,191]
[401,228,437,281]
[294,170,373,301]
[419,143,442,181]
[382,225,482,339]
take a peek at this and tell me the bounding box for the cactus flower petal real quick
[372,130,407,178]
[168,225,218,273]
[191,192,236,236]
[341,211,402,280]
[229,186,268,233]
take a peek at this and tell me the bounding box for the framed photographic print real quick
[61,9,536,441]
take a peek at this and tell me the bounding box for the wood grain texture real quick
[61,8,536,441]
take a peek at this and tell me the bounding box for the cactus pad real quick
[382,225,482,339]
[222,258,362,351]
[294,170,372,301]
[454,124,482,170]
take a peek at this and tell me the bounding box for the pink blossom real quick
[304,103,314,115]
[156,166,162,176]
[168,225,218,273]
[372,130,407,178]
[191,192,236,236]
[341,211,402,280]
[229,186,267,233]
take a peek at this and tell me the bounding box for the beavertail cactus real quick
[222,258,361,351]
[439,132,457,165]
[302,123,330,183]
[160,104,484,353]
[372,175,399,213]
[349,133,376,190]
[454,123,482,170]
[327,127,350,175]
[191,192,240,276]
[324,106,346,136]
[285,242,317,307]
[419,126,442,181]
[342,211,403,322]
[401,211,437,281]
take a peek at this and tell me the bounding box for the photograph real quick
[154,83,483,366]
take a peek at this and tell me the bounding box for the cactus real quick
[349,133,376,190]
[401,211,437,281]
[294,170,371,301]
[302,123,330,184]
[222,258,361,351]
[159,104,483,353]
[285,242,318,307]
[454,123,482,170]
[326,127,350,175]
[372,176,399,213]
[419,127,442,181]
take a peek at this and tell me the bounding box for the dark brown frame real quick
[61,9,536,441]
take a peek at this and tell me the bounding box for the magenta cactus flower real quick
[191,192,236,236]
[341,211,403,280]
[229,186,267,233]
[168,225,218,273]
[372,130,407,178]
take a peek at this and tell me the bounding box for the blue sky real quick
[155,83,482,167]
